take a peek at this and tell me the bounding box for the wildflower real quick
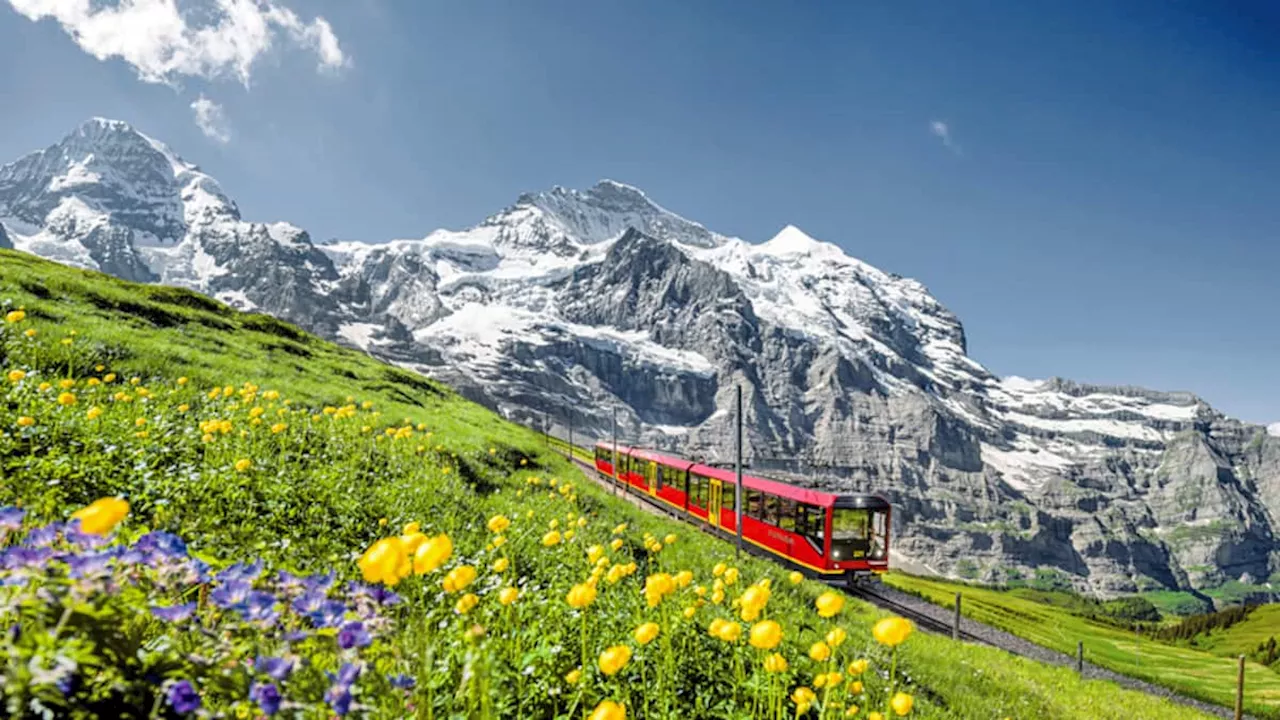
[150,603,198,623]
[17,416,35,427]
[565,668,582,685]
[598,645,632,676]
[24,328,35,338]
[717,622,743,643]
[4,309,25,323]
[826,627,848,648]
[674,570,694,588]
[711,589,725,604]
[815,591,845,618]
[846,705,860,717]
[610,538,623,552]
[103,373,116,383]
[664,533,677,545]
[6,370,24,382]
[250,682,282,716]
[56,392,77,406]
[541,530,562,547]
[587,544,605,563]
[167,680,201,714]
[847,680,863,694]
[634,622,660,645]
[809,641,832,662]
[338,621,373,649]
[0,506,25,531]
[493,535,507,549]
[414,534,453,574]
[234,458,252,472]
[612,522,628,535]
[442,565,477,592]
[566,583,597,608]
[790,571,804,584]
[455,593,479,614]
[256,657,295,681]
[890,692,914,716]
[792,687,816,713]
[135,417,147,427]
[590,700,627,720]
[872,617,913,647]
[270,422,287,433]
[70,497,129,535]
[492,557,509,573]
[740,585,770,621]
[764,653,788,673]
[499,587,520,605]
[487,514,511,533]
[358,538,404,585]
[713,562,727,577]
[178,404,190,413]
[59,378,75,390]
[749,620,783,649]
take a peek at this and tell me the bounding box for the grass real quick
[0,248,1223,719]
[1188,606,1280,660]
[885,572,1280,717]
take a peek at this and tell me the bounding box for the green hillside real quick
[0,248,1217,719]
[885,572,1280,717]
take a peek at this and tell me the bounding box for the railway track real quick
[557,449,1249,719]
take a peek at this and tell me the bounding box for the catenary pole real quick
[735,384,744,558]
[612,405,619,497]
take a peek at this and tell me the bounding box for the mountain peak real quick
[760,224,841,258]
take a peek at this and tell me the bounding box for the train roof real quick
[597,443,887,509]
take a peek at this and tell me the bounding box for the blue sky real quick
[1,1,1277,423]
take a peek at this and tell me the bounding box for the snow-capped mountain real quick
[4,118,1278,598]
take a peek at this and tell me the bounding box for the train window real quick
[830,508,872,561]
[760,493,779,525]
[777,499,797,531]
[655,464,664,489]
[745,489,762,518]
[795,503,825,545]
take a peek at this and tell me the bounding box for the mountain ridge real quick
[2,117,1277,598]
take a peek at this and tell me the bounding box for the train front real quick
[829,495,891,583]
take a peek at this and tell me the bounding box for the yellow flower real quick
[633,622,660,645]
[541,530,562,547]
[609,538,623,552]
[847,680,864,695]
[6,370,24,382]
[815,591,845,618]
[890,692,913,716]
[814,674,828,689]
[103,373,116,383]
[564,529,576,541]
[455,593,479,614]
[70,497,130,535]
[612,522,628,535]
[826,627,848,648]
[589,700,626,720]
[663,533,677,545]
[487,515,511,533]
[789,571,804,585]
[872,617,913,647]
[414,534,453,574]
[682,606,697,619]
[741,585,770,614]
[598,645,632,676]
[270,422,288,433]
[177,376,189,385]
[587,544,605,563]
[847,659,869,675]
[711,589,725,605]
[178,404,190,413]
[869,714,884,720]
[712,562,727,577]
[401,532,428,555]
[723,567,739,585]
[23,328,36,338]
[4,309,25,323]
[234,458,252,472]
[845,705,860,717]
[674,570,694,588]
[492,557,510,573]
[760,653,787,673]
[717,621,743,643]
[135,417,147,427]
[808,641,832,662]
[564,668,582,685]
[15,415,34,428]
[749,620,783,650]
[566,583,597,608]
[38,382,51,392]
[489,447,496,455]
[85,406,103,420]
[56,392,77,406]
[493,535,507,549]
[499,587,520,605]
[442,565,478,592]
[792,687,816,706]
[358,537,405,585]
[58,379,75,390]
[826,671,843,686]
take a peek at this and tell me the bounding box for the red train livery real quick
[592,443,890,585]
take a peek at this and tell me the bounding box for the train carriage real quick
[592,442,890,585]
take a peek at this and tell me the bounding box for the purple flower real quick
[325,686,353,716]
[63,522,109,550]
[243,591,279,625]
[308,600,348,629]
[0,506,25,531]
[255,656,294,681]
[134,531,188,561]
[166,680,201,714]
[303,570,336,592]
[284,630,309,644]
[250,682,282,715]
[337,622,371,650]
[371,586,402,606]
[66,551,114,579]
[209,579,251,610]
[150,603,197,623]
[216,560,263,584]
[1,546,53,570]
[389,674,416,689]
[291,589,326,615]
[26,523,62,547]
[333,662,361,687]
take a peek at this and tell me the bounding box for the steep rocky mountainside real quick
[3,118,1278,597]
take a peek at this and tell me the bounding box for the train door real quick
[708,480,723,528]
[646,462,658,497]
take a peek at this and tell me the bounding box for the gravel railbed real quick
[568,457,1248,719]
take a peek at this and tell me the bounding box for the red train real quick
[593,443,891,585]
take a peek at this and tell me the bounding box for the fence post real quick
[1236,654,1245,720]
[953,592,961,640]
[1076,641,1084,674]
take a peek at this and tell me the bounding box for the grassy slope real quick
[1191,606,1280,659]
[885,572,1280,717]
[0,248,1218,719]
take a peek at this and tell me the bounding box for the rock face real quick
[2,118,1277,597]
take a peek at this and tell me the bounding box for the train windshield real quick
[830,508,888,561]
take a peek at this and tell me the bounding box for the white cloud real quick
[190,95,230,143]
[929,120,961,155]
[6,0,348,85]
